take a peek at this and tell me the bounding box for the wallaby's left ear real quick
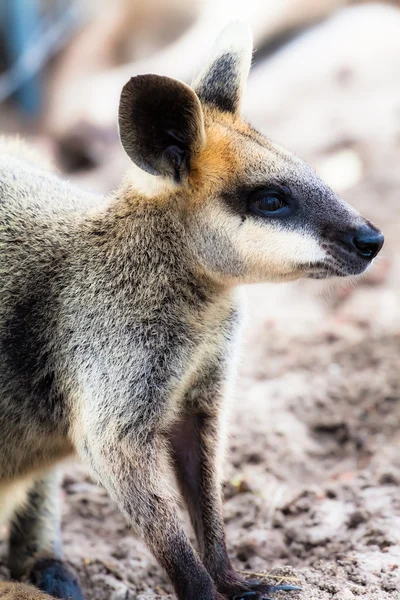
[119,74,205,181]
[192,21,253,115]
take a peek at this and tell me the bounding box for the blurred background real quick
[0,1,399,599]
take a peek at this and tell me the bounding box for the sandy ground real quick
[0,3,399,599]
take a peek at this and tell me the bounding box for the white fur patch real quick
[124,163,178,198]
[197,202,326,283]
[236,218,326,268]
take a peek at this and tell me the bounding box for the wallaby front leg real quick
[168,411,234,580]
[169,410,300,599]
[78,435,218,600]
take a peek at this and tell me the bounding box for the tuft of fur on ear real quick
[192,21,253,114]
[119,75,205,182]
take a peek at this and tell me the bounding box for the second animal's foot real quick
[29,558,85,600]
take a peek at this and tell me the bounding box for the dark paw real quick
[217,572,301,600]
[29,558,85,600]
[232,586,302,600]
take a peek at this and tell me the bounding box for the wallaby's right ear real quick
[119,74,205,182]
[192,21,253,115]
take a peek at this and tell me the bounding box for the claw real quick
[269,585,302,592]
[233,583,302,600]
[260,585,302,599]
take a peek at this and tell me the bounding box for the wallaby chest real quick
[164,297,239,414]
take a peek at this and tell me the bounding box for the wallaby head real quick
[118,21,383,285]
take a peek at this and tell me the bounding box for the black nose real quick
[351,226,384,260]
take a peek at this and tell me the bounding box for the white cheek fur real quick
[236,219,326,268]
[196,202,327,283]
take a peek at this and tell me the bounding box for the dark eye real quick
[248,188,291,218]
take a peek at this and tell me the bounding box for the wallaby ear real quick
[119,75,205,181]
[192,21,253,114]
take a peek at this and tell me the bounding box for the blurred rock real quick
[246,4,400,155]
[317,149,363,192]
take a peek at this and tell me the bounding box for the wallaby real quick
[0,22,383,600]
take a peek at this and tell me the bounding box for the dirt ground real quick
[0,4,399,600]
